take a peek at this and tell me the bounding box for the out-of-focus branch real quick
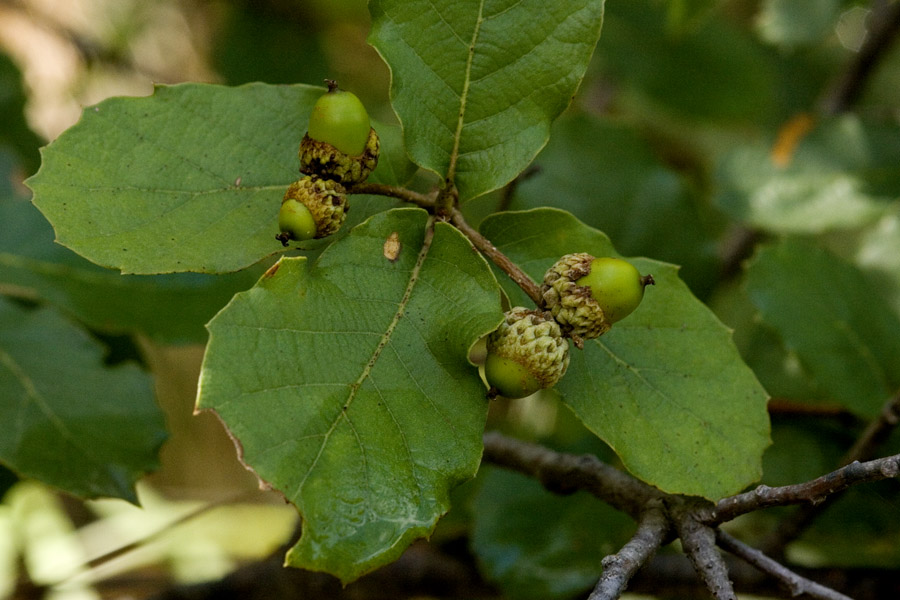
[759,390,900,555]
[819,0,900,114]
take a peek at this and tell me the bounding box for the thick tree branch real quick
[707,453,900,525]
[481,431,661,519]
[588,503,669,600]
[819,0,900,115]
[716,530,853,600]
[450,211,545,307]
[672,504,736,600]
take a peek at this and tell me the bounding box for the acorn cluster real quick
[484,254,654,399]
[277,80,380,246]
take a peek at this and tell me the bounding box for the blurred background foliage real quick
[1,0,899,598]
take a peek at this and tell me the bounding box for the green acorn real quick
[299,80,380,185]
[484,307,570,399]
[276,176,348,246]
[541,253,653,346]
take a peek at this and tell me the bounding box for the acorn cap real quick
[541,253,610,343]
[486,307,570,396]
[282,176,348,239]
[299,127,379,185]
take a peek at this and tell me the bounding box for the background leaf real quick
[0,297,165,501]
[756,0,841,48]
[197,208,502,582]
[854,206,900,319]
[508,113,720,294]
[596,0,778,122]
[369,0,604,201]
[471,464,635,600]
[716,115,900,233]
[27,82,412,275]
[481,209,770,499]
[745,238,900,417]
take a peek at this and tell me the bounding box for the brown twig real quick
[716,530,853,600]
[819,0,900,115]
[588,503,670,600]
[346,184,546,308]
[345,181,436,209]
[707,452,900,525]
[450,211,545,307]
[484,432,897,599]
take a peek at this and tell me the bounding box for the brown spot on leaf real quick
[383,231,401,262]
[263,262,280,278]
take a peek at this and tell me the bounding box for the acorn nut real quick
[299,80,379,185]
[542,253,653,346]
[484,307,570,399]
[276,175,348,246]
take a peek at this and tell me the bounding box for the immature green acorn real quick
[484,307,570,399]
[299,80,380,185]
[276,176,348,246]
[542,253,653,346]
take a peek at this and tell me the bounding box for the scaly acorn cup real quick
[541,253,654,347]
[484,307,570,399]
[299,80,380,185]
[276,176,348,246]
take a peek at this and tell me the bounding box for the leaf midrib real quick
[294,216,438,497]
[446,0,486,186]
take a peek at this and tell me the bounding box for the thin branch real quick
[345,182,436,209]
[481,431,661,519]
[760,390,900,555]
[707,452,900,525]
[819,0,900,115]
[589,503,670,600]
[767,398,862,424]
[716,530,853,600]
[450,211,545,307]
[672,506,736,600]
[718,225,762,282]
[843,390,900,465]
